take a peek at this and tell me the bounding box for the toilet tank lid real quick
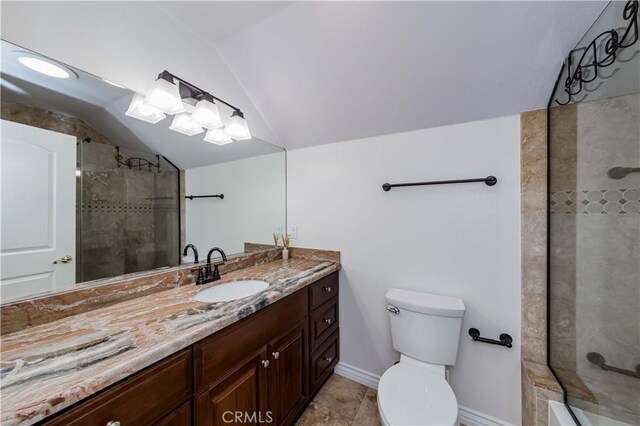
[386,289,465,317]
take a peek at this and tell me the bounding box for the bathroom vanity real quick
[0,251,340,426]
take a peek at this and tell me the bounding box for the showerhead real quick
[586,352,605,367]
[607,166,640,180]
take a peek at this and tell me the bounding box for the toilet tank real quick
[386,288,465,366]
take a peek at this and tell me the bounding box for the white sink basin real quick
[194,280,269,303]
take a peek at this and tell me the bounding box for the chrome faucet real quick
[183,244,199,264]
[200,247,228,284]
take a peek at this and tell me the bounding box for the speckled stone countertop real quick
[0,258,340,426]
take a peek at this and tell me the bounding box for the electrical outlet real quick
[289,226,299,239]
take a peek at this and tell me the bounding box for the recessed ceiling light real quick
[17,56,71,79]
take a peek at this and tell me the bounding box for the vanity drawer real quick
[309,272,338,311]
[310,328,339,396]
[310,297,338,351]
[44,348,192,426]
[157,401,191,425]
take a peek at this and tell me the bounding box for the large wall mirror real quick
[0,40,286,304]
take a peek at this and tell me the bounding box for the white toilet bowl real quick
[377,360,458,426]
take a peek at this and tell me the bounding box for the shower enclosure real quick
[548,1,639,424]
[77,141,180,283]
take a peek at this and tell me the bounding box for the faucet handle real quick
[212,264,221,279]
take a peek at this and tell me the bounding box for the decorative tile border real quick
[551,189,640,214]
[80,201,179,213]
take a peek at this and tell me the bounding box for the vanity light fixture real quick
[18,56,71,79]
[225,110,252,140]
[191,94,223,129]
[204,127,232,145]
[146,71,185,115]
[125,70,251,144]
[170,112,204,136]
[125,93,166,124]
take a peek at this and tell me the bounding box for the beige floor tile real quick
[352,388,381,426]
[296,401,352,426]
[312,375,369,421]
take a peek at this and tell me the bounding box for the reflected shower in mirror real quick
[0,40,286,304]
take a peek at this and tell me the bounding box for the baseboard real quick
[334,362,512,426]
[334,361,381,389]
[458,405,513,426]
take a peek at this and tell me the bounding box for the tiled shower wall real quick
[80,143,180,282]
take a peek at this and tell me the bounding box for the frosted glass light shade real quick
[146,77,185,115]
[192,98,222,129]
[170,112,204,136]
[125,93,166,124]
[204,127,232,145]
[225,111,251,140]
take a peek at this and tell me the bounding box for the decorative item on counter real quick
[273,233,280,247]
[281,233,291,260]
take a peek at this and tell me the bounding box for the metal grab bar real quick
[468,328,512,348]
[587,352,640,378]
[382,176,497,191]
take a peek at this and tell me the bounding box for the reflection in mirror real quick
[0,40,286,304]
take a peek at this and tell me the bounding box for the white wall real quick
[186,152,285,257]
[287,115,521,424]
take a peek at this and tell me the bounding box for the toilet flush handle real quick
[386,305,400,314]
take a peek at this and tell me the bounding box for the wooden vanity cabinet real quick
[267,319,308,425]
[195,348,270,426]
[40,272,339,426]
[194,290,310,426]
[307,273,339,398]
[42,348,193,426]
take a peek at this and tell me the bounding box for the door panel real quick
[0,120,76,301]
[268,319,308,425]
[196,348,270,426]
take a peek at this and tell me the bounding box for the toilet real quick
[377,288,466,426]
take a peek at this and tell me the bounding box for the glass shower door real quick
[548,1,640,424]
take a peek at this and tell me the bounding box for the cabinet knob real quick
[323,318,332,324]
[106,422,121,426]
[262,360,270,368]
[323,356,333,363]
[323,286,332,293]
[272,351,280,359]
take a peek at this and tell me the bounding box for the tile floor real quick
[296,374,381,426]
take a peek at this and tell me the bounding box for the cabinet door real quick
[195,348,271,426]
[268,319,308,426]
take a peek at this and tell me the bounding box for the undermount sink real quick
[194,280,269,303]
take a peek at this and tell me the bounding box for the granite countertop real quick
[0,258,340,426]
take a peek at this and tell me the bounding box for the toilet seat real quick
[377,363,458,426]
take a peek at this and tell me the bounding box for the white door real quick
[0,120,76,302]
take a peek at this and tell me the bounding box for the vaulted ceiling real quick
[156,1,607,150]
[2,1,608,163]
